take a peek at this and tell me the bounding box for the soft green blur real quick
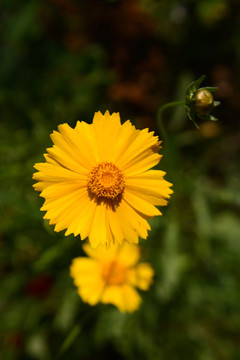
[0,0,240,359]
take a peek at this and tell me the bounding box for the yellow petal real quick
[126,175,173,199]
[83,243,118,262]
[112,120,139,164]
[50,129,92,171]
[33,181,53,192]
[88,202,109,248]
[126,187,169,207]
[75,121,102,164]
[70,258,99,280]
[57,123,98,168]
[116,200,150,243]
[117,243,140,267]
[127,169,166,180]
[101,286,123,310]
[123,153,162,177]
[40,182,86,200]
[43,153,58,165]
[47,145,88,174]
[70,258,105,305]
[42,189,95,239]
[92,111,122,161]
[41,187,87,211]
[106,207,124,246]
[121,285,142,312]
[33,162,87,184]
[127,263,154,290]
[124,189,162,217]
[125,169,173,208]
[43,189,87,226]
[64,197,97,239]
[116,127,161,172]
[78,280,105,305]
[101,284,141,312]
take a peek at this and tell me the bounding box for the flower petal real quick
[33,162,87,183]
[123,153,162,177]
[64,197,97,239]
[126,171,173,197]
[101,284,141,312]
[41,188,96,239]
[111,120,139,162]
[116,127,161,173]
[127,263,154,290]
[88,202,109,248]
[70,258,99,281]
[40,182,86,200]
[106,207,124,245]
[47,145,88,174]
[57,122,98,168]
[116,200,150,243]
[83,243,118,262]
[117,243,140,267]
[124,189,162,217]
[70,258,104,305]
[92,111,122,161]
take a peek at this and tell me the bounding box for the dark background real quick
[0,0,240,359]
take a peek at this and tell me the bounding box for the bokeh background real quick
[1,0,240,359]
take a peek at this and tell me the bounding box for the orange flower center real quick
[102,261,126,286]
[88,162,125,199]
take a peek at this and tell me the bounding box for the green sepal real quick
[193,75,206,91]
[185,75,207,106]
[185,106,200,128]
[198,114,218,122]
[200,86,218,93]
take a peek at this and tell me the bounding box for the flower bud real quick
[194,89,214,115]
[185,75,220,127]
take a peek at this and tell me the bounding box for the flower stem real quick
[57,324,81,358]
[157,100,185,139]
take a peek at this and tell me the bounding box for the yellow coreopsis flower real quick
[70,242,154,313]
[33,111,173,248]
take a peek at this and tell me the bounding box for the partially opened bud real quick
[194,89,214,115]
[185,75,220,128]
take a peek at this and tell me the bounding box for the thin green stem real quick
[157,100,185,139]
[57,324,81,359]
[56,306,99,359]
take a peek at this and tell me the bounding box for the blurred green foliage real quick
[0,0,240,359]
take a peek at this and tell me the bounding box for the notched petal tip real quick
[33,162,43,171]
[50,129,58,139]
[57,123,70,132]
[32,172,38,180]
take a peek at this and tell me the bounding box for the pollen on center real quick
[88,162,125,199]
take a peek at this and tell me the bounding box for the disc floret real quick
[88,162,125,199]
